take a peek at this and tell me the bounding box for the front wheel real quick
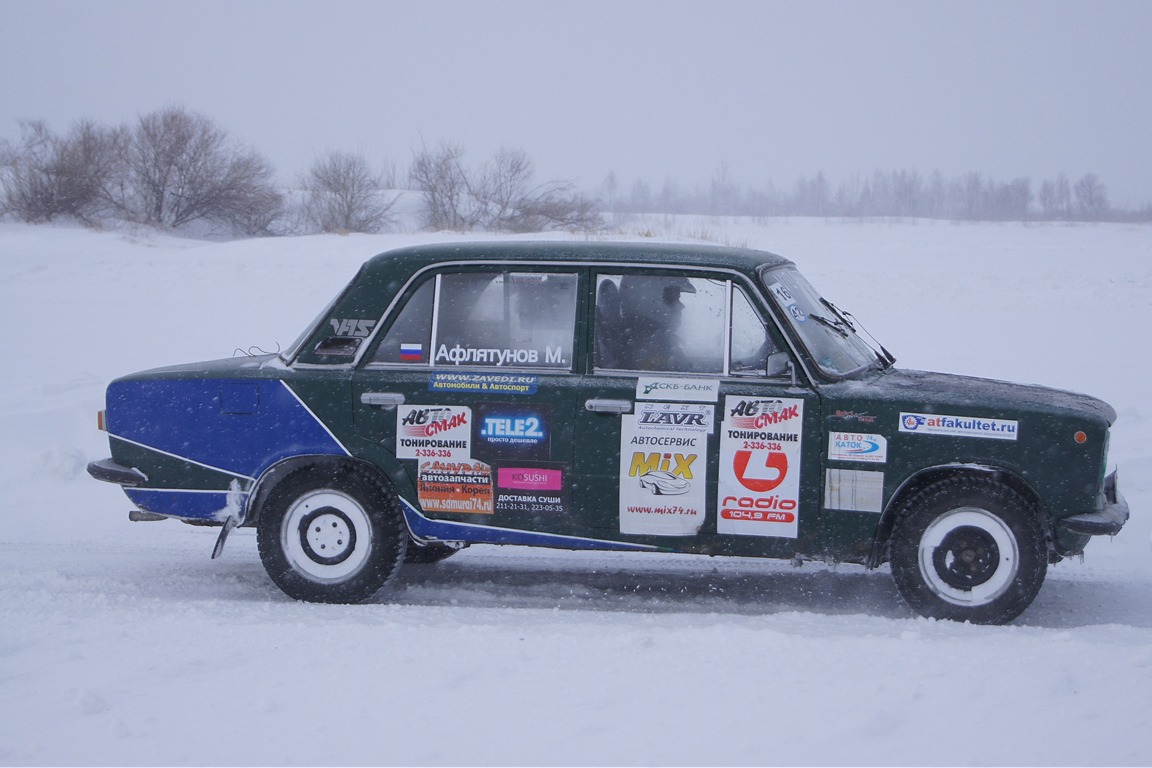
[256,464,407,603]
[889,476,1047,624]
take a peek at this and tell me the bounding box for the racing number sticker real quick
[718,396,804,538]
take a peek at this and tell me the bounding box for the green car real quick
[88,241,1128,623]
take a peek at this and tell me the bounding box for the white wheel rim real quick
[918,507,1019,607]
[281,489,373,583]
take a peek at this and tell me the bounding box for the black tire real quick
[256,464,407,603]
[404,541,466,564]
[889,475,1047,624]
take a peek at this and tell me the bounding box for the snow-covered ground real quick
[1,218,1150,766]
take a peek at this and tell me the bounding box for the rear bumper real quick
[87,458,148,486]
[1057,470,1129,536]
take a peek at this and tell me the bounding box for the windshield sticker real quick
[899,412,1019,441]
[417,460,493,514]
[636,377,719,402]
[399,343,423,362]
[396,405,471,459]
[824,469,884,513]
[718,397,804,538]
[618,403,709,536]
[429,372,539,395]
[828,432,888,463]
[768,282,806,323]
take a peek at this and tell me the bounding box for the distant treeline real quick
[2,108,1148,236]
[604,166,1152,223]
[0,108,600,236]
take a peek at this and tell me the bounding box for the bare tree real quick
[409,143,600,232]
[117,107,282,233]
[408,142,482,230]
[1074,173,1109,219]
[299,150,397,233]
[1,120,125,224]
[477,148,601,232]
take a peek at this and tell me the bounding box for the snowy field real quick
[1,217,1151,766]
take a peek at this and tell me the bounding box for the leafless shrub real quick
[407,142,483,230]
[0,120,125,224]
[116,107,283,234]
[409,143,600,232]
[299,150,397,233]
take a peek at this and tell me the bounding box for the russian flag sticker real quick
[400,343,423,362]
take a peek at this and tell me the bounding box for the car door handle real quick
[361,392,406,408]
[585,398,632,415]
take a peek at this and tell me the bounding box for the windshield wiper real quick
[820,297,896,368]
[809,313,849,337]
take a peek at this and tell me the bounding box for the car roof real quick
[362,240,794,278]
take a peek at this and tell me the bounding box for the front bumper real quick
[1056,470,1129,536]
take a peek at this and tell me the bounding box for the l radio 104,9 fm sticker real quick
[718,396,804,538]
[618,402,712,536]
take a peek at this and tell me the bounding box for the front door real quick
[574,269,825,558]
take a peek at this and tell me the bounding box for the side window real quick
[372,277,436,364]
[374,271,578,369]
[595,273,726,373]
[729,286,779,375]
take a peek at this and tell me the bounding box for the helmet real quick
[619,275,695,327]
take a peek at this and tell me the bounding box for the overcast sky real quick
[3,0,1150,206]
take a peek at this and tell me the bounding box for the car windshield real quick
[762,266,881,378]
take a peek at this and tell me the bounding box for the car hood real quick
[114,354,287,382]
[826,367,1116,427]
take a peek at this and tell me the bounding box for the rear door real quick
[352,266,586,541]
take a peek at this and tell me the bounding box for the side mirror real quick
[766,352,797,386]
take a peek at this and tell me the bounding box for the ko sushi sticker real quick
[718,396,804,538]
[619,402,713,536]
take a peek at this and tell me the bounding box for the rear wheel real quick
[256,464,407,603]
[890,476,1047,624]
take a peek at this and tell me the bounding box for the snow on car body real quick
[88,241,1129,623]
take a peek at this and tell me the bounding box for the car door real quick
[352,266,585,542]
[574,268,825,558]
